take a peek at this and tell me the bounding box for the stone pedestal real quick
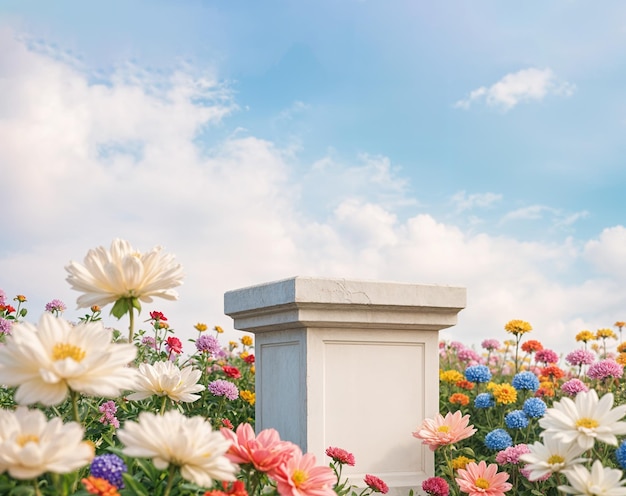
[224,277,466,495]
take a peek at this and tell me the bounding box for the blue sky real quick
[1,1,626,355]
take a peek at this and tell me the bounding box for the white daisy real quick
[127,360,205,403]
[0,407,93,479]
[559,460,626,496]
[519,433,588,481]
[65,238,184,309]
[0,313,137,406]
[539,389,626,451]
[117,410,237,487]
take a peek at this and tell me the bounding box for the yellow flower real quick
[596,328,617,340]
[440,370,464,383]
[240,390,255,405]
[240,335,253,347]
[504,319,532,336]
[539,380,554,390]
[486,381,498,391]
[250,365,255,375]
[503,339,516,347]
[14,295,27,303]
[451,456,475,470]
[618,342,626,353]
[229,341,239,349]
[194,323,208,332]
[492,383,517,405]
[617,353,626,366]
[576,330,595,343]
[239,351,249,360]
[615,321,626,329]
[214,326,224,334]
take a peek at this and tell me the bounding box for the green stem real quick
[33,480,42,496]
[160,395,169,415]
[129,307,135,343]
[70,389,80,423]
[163,464,177,496]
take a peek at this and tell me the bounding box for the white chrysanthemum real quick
[0,314,137,405]
[65,238,184,309]
[519,434,588,481]
[117,410,237,487]
[539,389,626,451]
[0,407,93,479]
[559,460,626,496]
[127,360,205,403]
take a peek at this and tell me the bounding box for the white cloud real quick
[455,67,575,111]
[0,30,623,357]
[451,191,502,212]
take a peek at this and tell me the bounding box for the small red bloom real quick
[223,365,242,379]
[541,365,565,380]
[166,336,183,354]
[150,311,167,321]
[1,305,15,314]
[364,475,388,494]
[222,418,234,430]
[325,446,356,466]
[455,379,475,391]
[244,354,255,364]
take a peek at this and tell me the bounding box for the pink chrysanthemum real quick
[456,461,512,496]
[413,411,477,451]
[364,474,388,494]
[561,378,589,396]
[587,359,624,380]
[422,476,449,496]
[535,349,559,364]
[481,339,501,352]
[325,447,355,466]
[495,444,530,465]
[565,349,595,367]
[457,349,481,363]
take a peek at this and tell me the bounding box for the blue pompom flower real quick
[616,441,626,469]
[474,393,495,409]
[484,429,513,450]
[504,410,529,429]
[511,371,540,391]
[523,397,547,418]
[464,365,492,384]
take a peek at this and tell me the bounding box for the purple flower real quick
[98,400,120,428]
[561,378,589,396]
[587,359,623,380]
[481,339,501,351]
[208,379,239,400]
[196,334,222,356]
[565,349,595,367]
[90,453,127,488]
[0,289,6,307]
[535,349,559,364]
[141,336,157,349]
[45,299,67,314]
[495,443,530,464]
[0,318,12,335]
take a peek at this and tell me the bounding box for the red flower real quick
[221,418,234,430]
[325,446,356,466]
[166,336,183,354]
[244,354,255,364]
[521,340,543,353]
[150,311,167,321]
[223,365,242,379]
[364,475,388,494]
[0,305,15,314]
[204,481,248,496]
[455,380,475,391]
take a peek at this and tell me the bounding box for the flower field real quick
[0,240,387,496]
[413,319,626,496]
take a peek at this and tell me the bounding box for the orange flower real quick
[449,393,470,406]
[540,365,565,380]
[82,477,120,496]
[521,340,543,353]
[492,384,517,405]
[455,380,475,391]
[413,410,477,451]
[535,386,555,398]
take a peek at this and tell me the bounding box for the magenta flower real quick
[457,348,481,363]
[196,334,222,355]
[44,299,67,314]
[364,474,388,494]
[325,446,355,466]
[561,378,589,396]
[535,349,559,364]
[98,400,120,428]
[481,339,501,351]
[565,349,595,367]
[0,318,12,335]
[587,359,623,380]
[422,476,449,496]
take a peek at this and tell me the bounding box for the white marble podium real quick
[224,276,466,495]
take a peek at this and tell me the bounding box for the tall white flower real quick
[559,460,626,496]
[127,360,205,403]
[519,433,589,481]
[0,314,137,406]
[539,390,626,451]
[65,238,184,315]
[117,410,237,487]
[0,407,93,479]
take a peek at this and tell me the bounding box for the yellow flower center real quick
[52,343,86,362]
[475,478,490,489]
[292,469,308,487]
[576,418,599,429]
[547,454,565,464]
[17,434,39,447]
[437,425,450,433]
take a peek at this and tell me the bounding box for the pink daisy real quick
[413,411,477,451]
[456,461,512,496]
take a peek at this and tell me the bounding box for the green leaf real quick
[111,298,131,319]
[121,474,150,496]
